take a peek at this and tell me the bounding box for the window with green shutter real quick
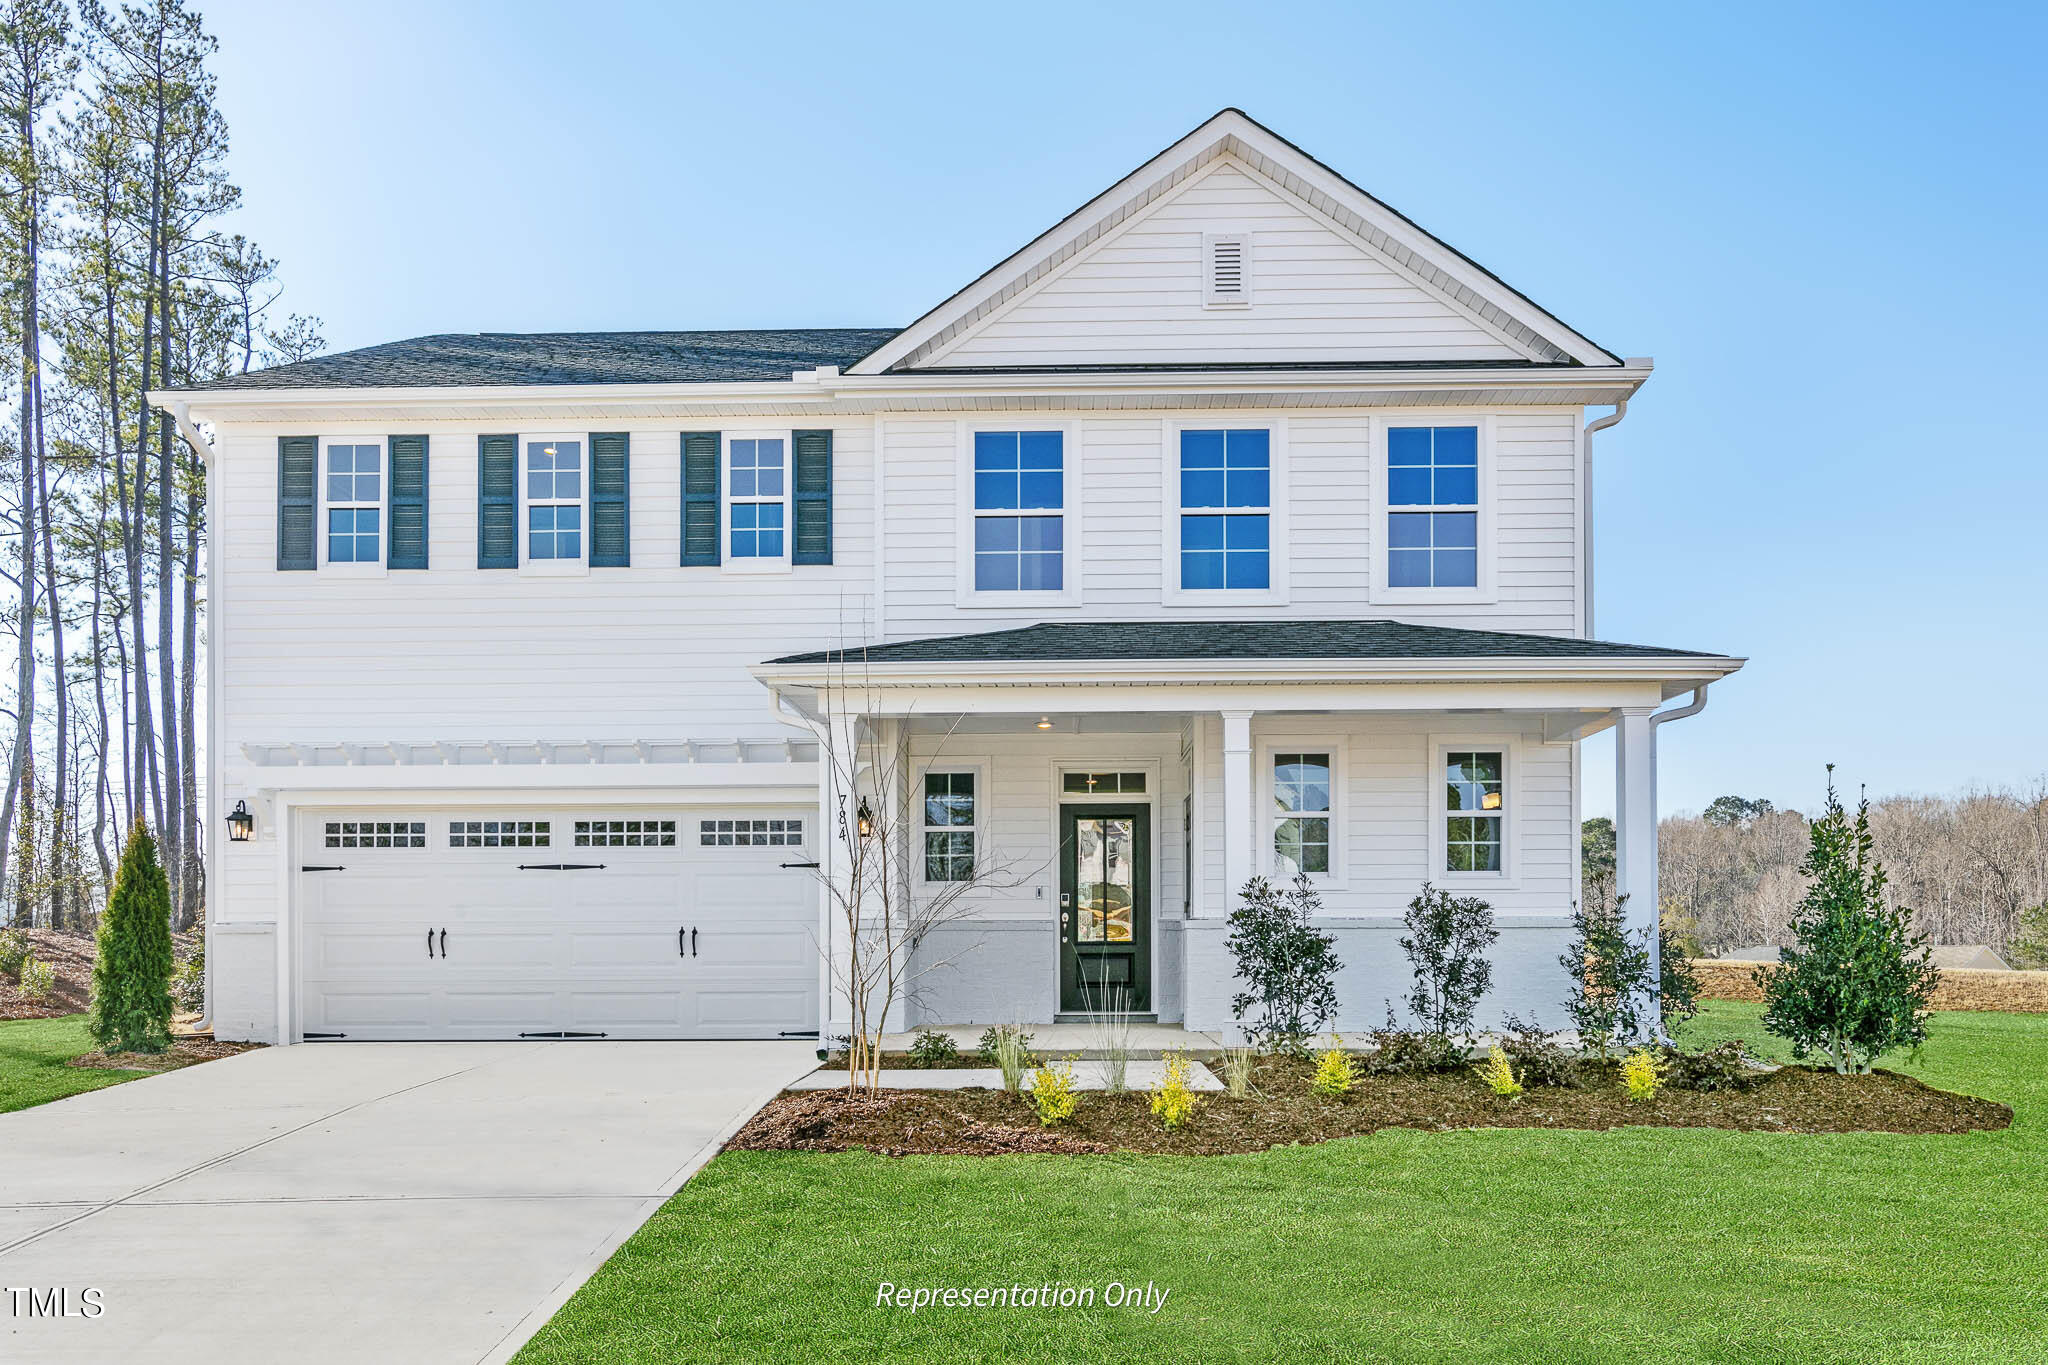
[276,436,318,570]
[477,434,519,569]
[388,435,429,569]
[589,432,630,566]
[681,431,720,566]
[792,429,832,565]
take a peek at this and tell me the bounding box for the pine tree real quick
[1757,769,1940,1074]
[89,817,173,1052]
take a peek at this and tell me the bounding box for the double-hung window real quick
[325,443,382,564]
[729,437,787,560]
[1444,750,1505,873]
[526,439,582,560]
[922,772,976,882]
[1179,429,1269,590]
[1272,752,1331,879]
[1387,425,1478,589]
[972,431,1063,591]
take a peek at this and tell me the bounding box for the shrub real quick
[17,954,55,1004]
[89,821,175,1054]
[1621,1048,1666,1101]
[908,1029,960,1069]
[1757,771,1940,1074]
[1310,1045,1355,1098]
[1495,1013,1582,1088]
[1227,875,1342,1053]
[1400,882,1498,1042]
[986,1025,1034,1094]
[1659,1040,1759,1093]
[1029,1057,1080,1125]
[0,927,29,978]
[1150,1051,1200,1130]
[1219,1046,1257,1100]
[977,1024,1034,1066]
[1560,892,1653,1057]
[1475,1044,1522,1099]
[172,944,206,1015]
[1359,1006,1466,1075]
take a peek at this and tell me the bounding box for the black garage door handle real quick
[691,927,698,957]
[426,928,435,959]
[678,927,685,959]
[440,928,447,958]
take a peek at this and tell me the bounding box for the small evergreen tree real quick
[1757,771,1939,1074]
[1400,883,1498,1040]
[89,820,176,1054]
[1560,891,1652,1057]
[1227,875,1342,1052]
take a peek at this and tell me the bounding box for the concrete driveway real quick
[0,1040,815,1364]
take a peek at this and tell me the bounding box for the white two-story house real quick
[155,109,1741,1045]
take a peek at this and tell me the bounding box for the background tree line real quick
[0,0,320,933]
[1584,780,2048,958]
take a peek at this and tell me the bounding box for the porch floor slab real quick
[788,1059,1225,1092]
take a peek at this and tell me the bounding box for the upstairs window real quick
[973,431,1063,591]
[1272,752,1331,878]
[729,437,787,560]
[1179,429,1269,590]
[526,439,582,560]
[1388,426,1478,589]
[922,772,976,881]
[1444,750,1505,873]
[325,443,381,563]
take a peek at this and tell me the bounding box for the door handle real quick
[678,927,686,959]
[440,928,447,958]
[691,927,698,957]
[427,928,435,959]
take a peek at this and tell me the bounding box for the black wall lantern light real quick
[226,799,255,843]
[855,799,875,840]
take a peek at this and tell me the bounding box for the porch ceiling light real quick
[226,799,255,842]
[1036,716,1053,730]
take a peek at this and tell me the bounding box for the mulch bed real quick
[67,1035,259,1074]
[730,1056,2010,1157]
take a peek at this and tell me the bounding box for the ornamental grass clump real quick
[987,1024,1034,1094]
[1475,1044,1522,1100]
[1151,1051,1200,1130]
[1029,1057,1080,1126]
[1310,1044,1356,1098]
[1220,1046,1258,1099]
[1621,1048,1666,1102]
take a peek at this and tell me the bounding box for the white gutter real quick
[1645,683,1709,1043]
[1581,392,1631,640]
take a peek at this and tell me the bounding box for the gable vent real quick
[1203,232,1249,307]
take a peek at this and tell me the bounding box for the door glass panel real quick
[1075,817,1135,943]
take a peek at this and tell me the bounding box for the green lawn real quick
[518,1004,2048,1364]
[0,1014,149,1114]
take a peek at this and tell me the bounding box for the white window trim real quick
[1257,738,1345,888]
[1202,230,1251,308]
[1161,417,1290,607]
[722,430,794,575]
[316,436,387,578]
[517,431,589,578]
[1371,415,1497,605]
[955,420,1080,607]
[917,764,986,888]
[1427,733,1521,890]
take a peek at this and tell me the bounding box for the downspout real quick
[1581,397,1628,640]
[165,401,217,1036]
[1645,683,1709,1043]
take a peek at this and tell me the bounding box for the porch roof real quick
[766,619,1729,667]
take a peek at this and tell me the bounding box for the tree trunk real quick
[177,469,199,925]
[0,134,39,908]
[156,206,181,917]
[89,510,112,890]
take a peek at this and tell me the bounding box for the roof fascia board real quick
[753,653,1747,688]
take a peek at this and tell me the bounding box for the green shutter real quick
[792,429,832,565]
[681,431,720,566]
[388,435,429,569]
[589,432,630,567]
[478,434,519,569]
[276,436,317,570]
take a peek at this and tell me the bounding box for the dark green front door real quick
[1059,804,1150,1013]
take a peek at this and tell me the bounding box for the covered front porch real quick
[754,621,1743,1041]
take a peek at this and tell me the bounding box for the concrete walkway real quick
[0,1039,814,1365]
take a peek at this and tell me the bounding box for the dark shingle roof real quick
[768,620,1725,666]
[175,328,903,392]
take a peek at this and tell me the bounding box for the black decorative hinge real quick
[303,1032,347,1040]
[518,1030,610,1039]
[779,860,821,869]
[517,863,606,871]
[300,865,346,872]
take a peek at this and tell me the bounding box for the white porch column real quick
[818,706,860,1043]
[1220,710,1256,903]
[1612,705,1660,1038]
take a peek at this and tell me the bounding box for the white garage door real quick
[297,807,819,1041]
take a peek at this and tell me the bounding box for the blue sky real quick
[202,1,2045,819]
